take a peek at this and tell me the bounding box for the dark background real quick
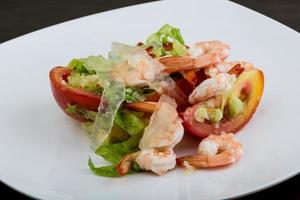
[1,0,299,199]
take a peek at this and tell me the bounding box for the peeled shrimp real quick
[117,95,184,175]
[205,61,254,77]
[160,40,230,73]
[111,43,163,87]
[135,148,176,175]
[139,95,184,150]
[189,40,230,69]
[177,133,243,168]
[111,42,188,106]
[188,73,236,104]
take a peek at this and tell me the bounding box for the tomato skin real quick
[49,67,101,121]
[49,67,161,121]
[182,105,251,138]
[182,69,264,138]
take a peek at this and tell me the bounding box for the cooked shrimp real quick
[111,42,188,106]
[188,73,236,104]
[116,151,141,176]
[135,148,176,175]
[177,133,243,168]
[111,47,163,87]
[160,41,230,73]
[117,96,184,176]
[189,40,230,69]
[139,95,184,150]
[205,61,254,77]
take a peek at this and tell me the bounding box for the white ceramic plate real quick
[1,0,300,199]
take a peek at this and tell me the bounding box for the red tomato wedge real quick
[49,67,101,121]
[49,67,160,121]
[182,69,264,138]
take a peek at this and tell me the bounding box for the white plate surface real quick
[1,0,300,199]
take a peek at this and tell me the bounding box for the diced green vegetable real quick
[194,106,224,123]
[209,108,223,123]
[228,95,244,118]
[194,107,208,123]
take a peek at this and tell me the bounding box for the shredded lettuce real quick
[68,55,114,74]
[68,59,90,74]
[88,158,141,178]
[95,132,142,164]
[111,42,188,106]
[114,110,145,136]
[89,133,143,177]
[88,158,120,177]
[67,73,103,95]
[67,55,115,95]
[125,87,146,103]
[67,55,127,149]
[66,104,144,144]
[145,24,187,57]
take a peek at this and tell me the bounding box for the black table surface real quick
[1,0,299,199]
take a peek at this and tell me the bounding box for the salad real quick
[49,24,264,177]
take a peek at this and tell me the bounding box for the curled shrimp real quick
[116,151,141,176]
[111,53,163,87]
[117,96,184,175]
[205,61,254,77]
[111,42,189,106]
[188,73,236,104]
[177,133,243,168]
[135,148,176,175]
[160,40,230,73]
[139,95,184,150]
[189,40,230,69]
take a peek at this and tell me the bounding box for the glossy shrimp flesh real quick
[205,61,254,77]
[177,133,243,168]
[117,95,184,175]
[189,40,230,69]
[188,73,236,104]
[135,148,176,175]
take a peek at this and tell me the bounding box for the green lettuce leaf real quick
[67,73,103,95]
[114,110,145,136]
[67,55,115,94]
[145,24,187,57]
[95,132,142,164]
[88,158,142,178]
[89,133,143,178]
[88,158,120,177]
[68,55,114,74]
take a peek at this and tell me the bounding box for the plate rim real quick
[1,0,300,199]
